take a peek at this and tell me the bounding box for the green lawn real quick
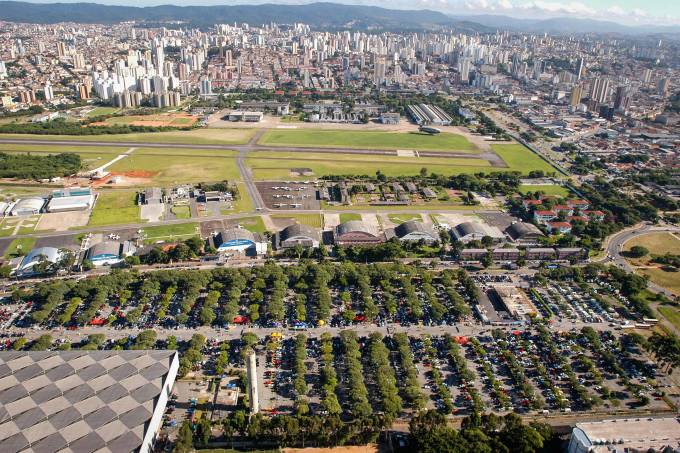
[0,128,256,145]
[271,213,323,228]
[107,153,240,185]
[624,232,680,256]
[339,213,362,223]
[491,144,557,174]
[222,182,254,214]
[518,184,569,196]
[388,213,423,224]
[4,237,37,258]
[171,205,191,219]
[234,216,267,234]
[142,223,198,243]
[658,306,680,331]
[89,191,140,226]
[246,152,492,180]
[259,129,478,152]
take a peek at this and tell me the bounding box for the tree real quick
[81,259,94,271]
[628,245,649,258]
[174,420,193,453]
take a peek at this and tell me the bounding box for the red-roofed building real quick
[547,221,572,234]
[584,210,605,221]
[534,210,556,223]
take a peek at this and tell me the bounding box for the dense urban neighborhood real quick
[0,1,680,452]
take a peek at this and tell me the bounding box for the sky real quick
[20,0,680,26]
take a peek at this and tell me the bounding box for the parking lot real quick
[255,181,320,210]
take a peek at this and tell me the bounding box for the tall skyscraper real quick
[576,57,585,80]
[657,78,670,97]
[153,44,165,77]
[614,86,631,112]
[43,82,54,101]
[374,57,386,86]
[56,42,66,57]
[642,69,653,84]
[459,58,471,83]
[589,77,610,104]
[570,85,583,107]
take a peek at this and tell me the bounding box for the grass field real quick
[0,128,255,145]
[89,191,141,226]
[271,213,323,228]
[491,144,557,174]
[222,183,254,214]
[142,223,198,243]
[171,205,191,219]
[658,306,680,331]
[87,107,119,117]
[639,268,680,295]
[107,153,240,185]
[4,237,37,258]
[624,232,680,256]
[388,213,422,224]
[339,213,362,223]
[246,152,493,180]
[234,216,267,234]
[259,129,478,152]
[103,114,196,128]
[518,184,569,196]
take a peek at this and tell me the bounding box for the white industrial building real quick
[226,110,263,122]
[46,194,95,212]
[9,197,45,216]
[568,417,680,453]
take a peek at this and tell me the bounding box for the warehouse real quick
[86,240,137,266]
[334,220,385,246]
[0,350,179,453]
[393,221,439,244]
[226,110,263,122]
[276,224,321,249]
[453,221,504,243]
[9,197,45,216]
[407,103,452,126]
[214,227,267,255]
[505,222,544,244]
[46,194,95,212]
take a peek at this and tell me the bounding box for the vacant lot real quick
[658,306,680,331]
[339,213,362,223]
[232,216,267,234]
[102,113,197,128]
[171,205,191,219]
[89,191,140,226]
[259,129,478,152]
[87,107,119,117]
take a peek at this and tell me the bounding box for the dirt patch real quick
[92,170,156,187]
[130,120,167,127]
[284,446,379,453]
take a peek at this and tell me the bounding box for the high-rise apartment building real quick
[589,77,610,104]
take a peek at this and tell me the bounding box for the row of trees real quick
[0,152,81,179]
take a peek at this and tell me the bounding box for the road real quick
[7,319,614,343]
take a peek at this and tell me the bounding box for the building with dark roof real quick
[0,350,179,453]
[334,220,384,246]
[276,224,320,249]
[505,222,545,244]
[393,221,438,244]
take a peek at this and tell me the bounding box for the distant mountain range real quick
[451,14,680,36]
[0,1,678,36]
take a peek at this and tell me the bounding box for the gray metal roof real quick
[0,350,177,453]
[280,223,320,242]
[217,227,256,244]
[87,241,122,258]
[506,222,544,239]
[394,220,437,239]
[454,221,487,237]
[335,220,378,237]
